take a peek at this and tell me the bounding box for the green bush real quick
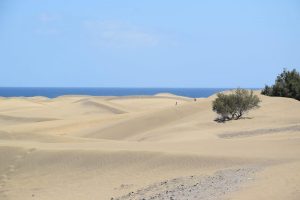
[212,89,261,122]
[261,68,300,100]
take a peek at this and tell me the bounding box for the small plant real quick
[261,68,300,100]
[212,89,261,122]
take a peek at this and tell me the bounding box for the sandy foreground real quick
[0,91,299,200]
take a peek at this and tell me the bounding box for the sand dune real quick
[0,114,56,124]
[85,101,204,140]
[76,100,127,114]
[219,124,300,138]
[0,92,299,199]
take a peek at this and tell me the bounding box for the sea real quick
[0,88,232,98]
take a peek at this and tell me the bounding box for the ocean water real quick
[0,88,231,98]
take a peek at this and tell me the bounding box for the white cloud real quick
[35,13,61,36]
[34,28,60,36]
[83,20,159,48]
[38,13,61,23]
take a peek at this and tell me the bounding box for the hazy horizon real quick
[0,86,258,89]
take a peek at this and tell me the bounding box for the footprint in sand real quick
[0,174,9,183]
[15,155,25,160]
[27,148,36,154]
[8,165,15,172]
[114,184,134,190]
[0,174,9,196]
[0,147,37,194]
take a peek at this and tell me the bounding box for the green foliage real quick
[262,68,300,100]
[212,89,261,122]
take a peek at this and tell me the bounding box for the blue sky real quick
[0,0,299,88]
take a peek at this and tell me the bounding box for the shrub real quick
[262,68,300,100]
[212,89,261,122]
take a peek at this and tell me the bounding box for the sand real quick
[0,91,299,200]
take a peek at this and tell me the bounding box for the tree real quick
[262,68,300,100]
[212,89,261,122]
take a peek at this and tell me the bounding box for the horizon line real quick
[0,86,262,89]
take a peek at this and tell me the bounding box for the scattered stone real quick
[113,166,261,200]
